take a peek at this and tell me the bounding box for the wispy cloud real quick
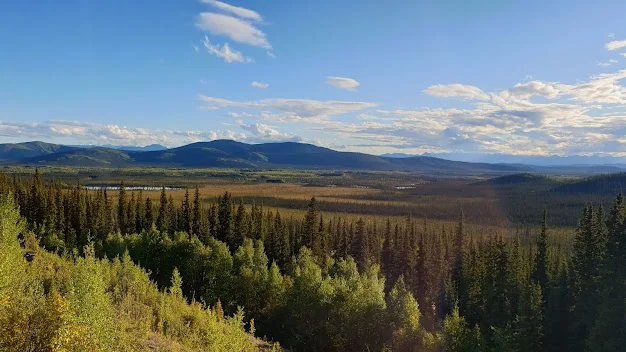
[196,12,270,49]
[606,39,626,51]
[597,59,619,67]
[251,81,269,89]
[357,114,378,120]
[325,76,360,91]
[202,36,253,63]
[199,96,376,121]
[423,84,490,101]
[238,122,301,142]
[198,0,262,22]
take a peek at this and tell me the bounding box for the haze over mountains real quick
[382,152,626,167]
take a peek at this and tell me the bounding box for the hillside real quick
[0,141,76,160]
[0,195,276,351]
[9,139,523,173]
[551,172,626,195]
[478,173,553,186]
[26,147,135,167]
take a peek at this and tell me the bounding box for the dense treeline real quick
[0,193,276,351]
[1,170,625,351]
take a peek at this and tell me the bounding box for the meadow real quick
[2,165,609,229]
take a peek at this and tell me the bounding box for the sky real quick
[1,0,626,159]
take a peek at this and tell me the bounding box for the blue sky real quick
[1,0,626,158]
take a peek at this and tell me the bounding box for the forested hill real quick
[0,140,522,173]
[0,141,76,160]
[551,172,626,195]
[477,173,552,185]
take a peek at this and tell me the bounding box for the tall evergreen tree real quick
[302,197,318,250]
[533,209,550,298]
[156,186,168,232]
[231,200,247,252]
[571,205,605,351]
[182,189,192,236]
[117,181,127,234]
[587,194,626,351]
[216,192,232,243]
[192,186,201,237]
[144,197,153,228]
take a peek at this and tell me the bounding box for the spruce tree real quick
[571,205,604,351]
[182,189,192,236]
[587,194,626,351]
[117,181,127,234]
[533,209,549,298]
[156,186,168,232]
[192,186,201,237]
[144,197,153,228]
[216,192,232,243]
[512,282,544,352]
[302,197,318,250]
[231,200,246,252]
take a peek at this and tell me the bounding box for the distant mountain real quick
[380,153,414,158]
[551,172,626,195]
[0,141,76,161]
[72,144,168,152]
[381,151,626,167]
[105,144,168,152]
[5,139,523,174]
[422,152,626,167]
[26,147,134,167]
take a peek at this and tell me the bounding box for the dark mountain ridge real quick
[1,139,523,173]
[0,141,77,160]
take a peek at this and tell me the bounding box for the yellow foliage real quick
[0,195,277,352]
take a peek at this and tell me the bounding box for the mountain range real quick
[382,152,626,167]
[0,140,523,174]
[1,140,622,175]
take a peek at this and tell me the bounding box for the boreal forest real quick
[0,170,624,351]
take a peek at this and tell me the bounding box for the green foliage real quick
[441,305,485,352]
[0,195,274,351]
[4,170,626,352]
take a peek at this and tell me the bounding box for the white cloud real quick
[423,83,490,101]
[196,12,271,49]
[556,70,626,104]
[325,76,360,91]
[239,122,301,142]
[251,81,269,89]
[266,51,276,58]
[357,114,378,120]
[198,0,262,22]
[606,39,626,51]
[597,59,619,67]
[621,53,626,59]
[0,121,175,146]
[508,81,560,99]
[227,112,254,118]
[0,120,303,147]
[199,96,376,121]
[202,36,253,63]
